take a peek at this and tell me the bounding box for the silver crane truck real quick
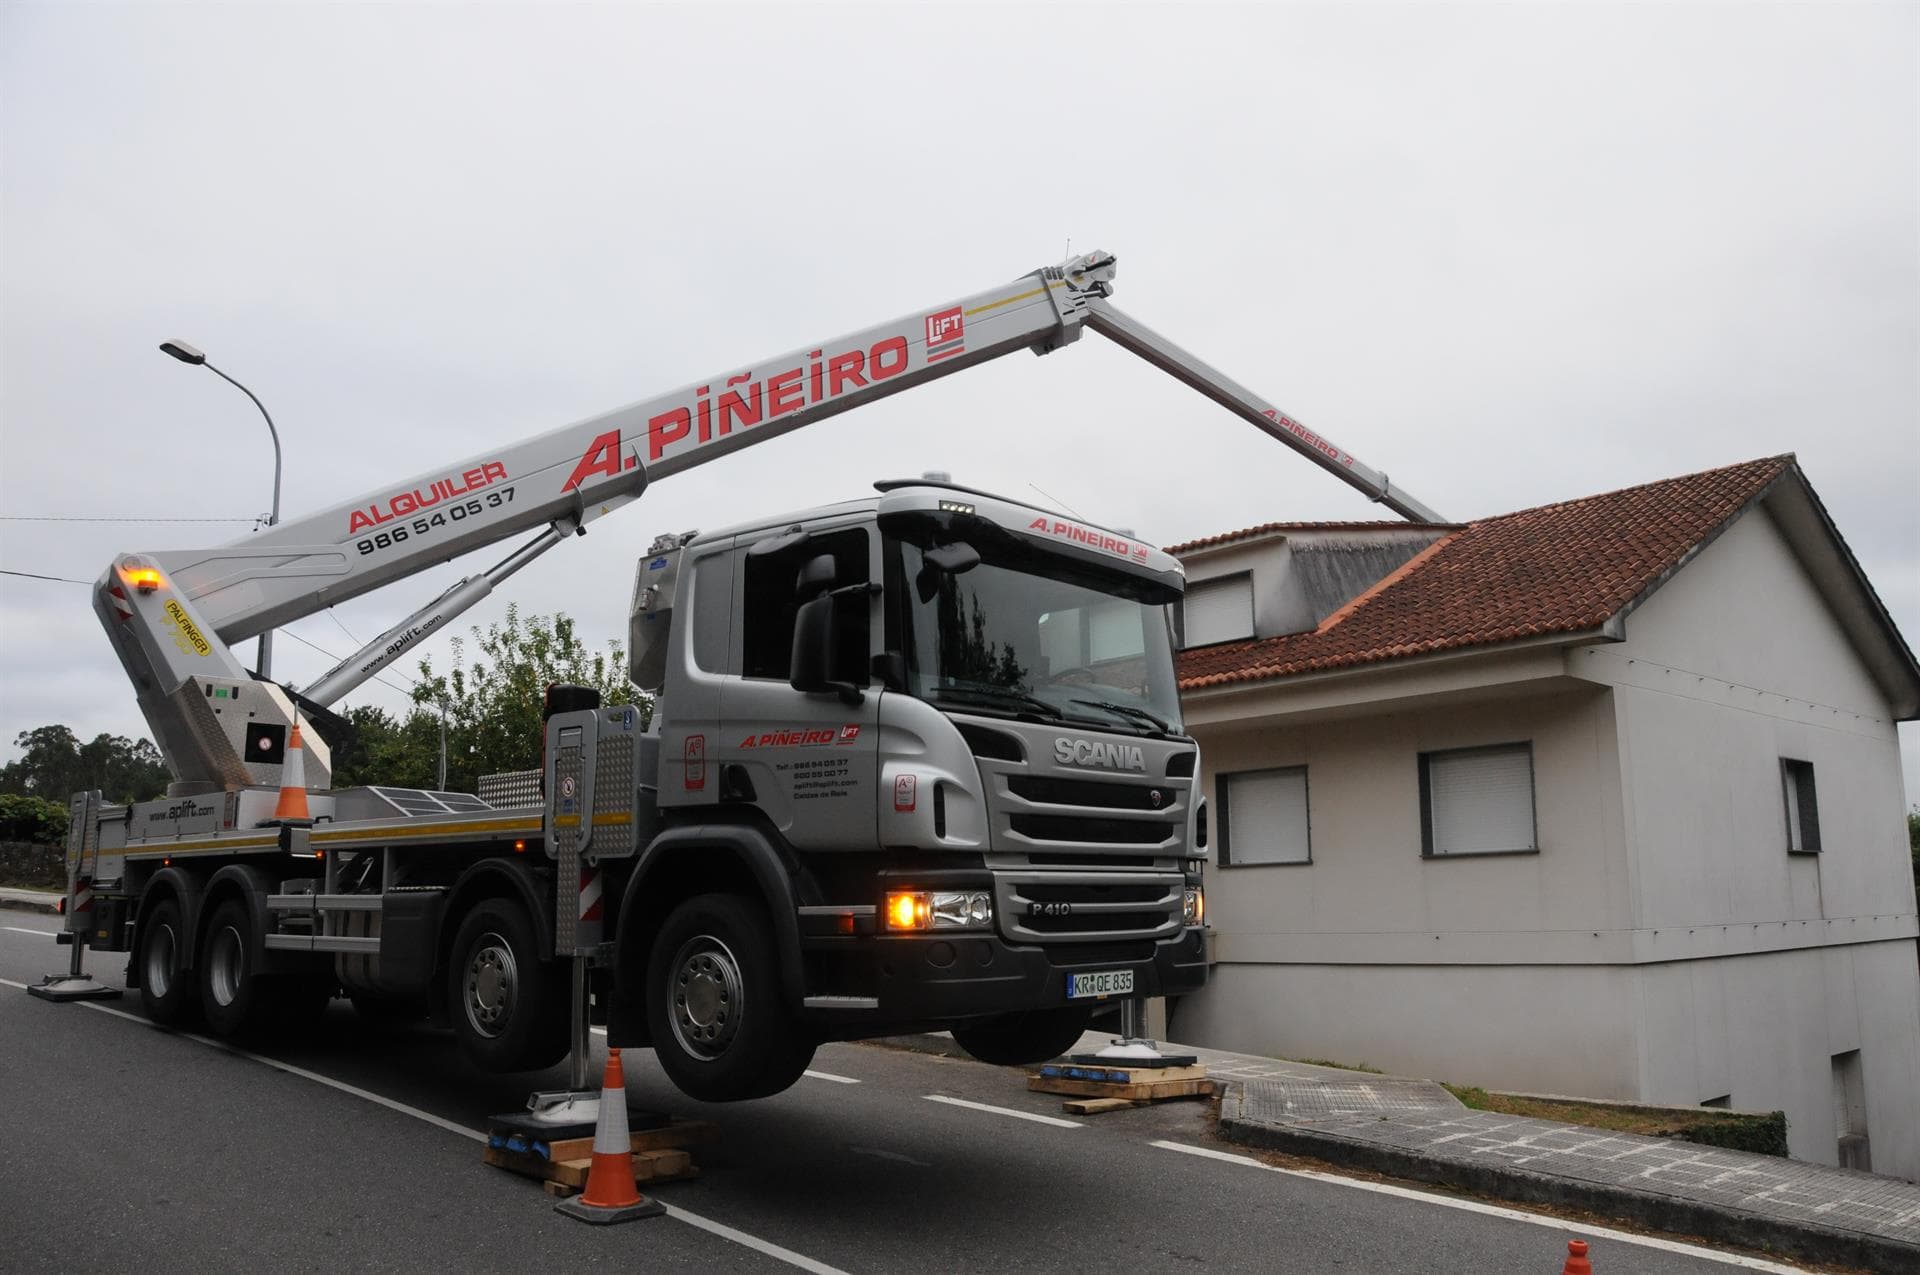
[53,250,1438,1101]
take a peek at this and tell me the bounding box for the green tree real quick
[0,725,170,804]
[0,793,69,844]
[406,605,643,793]
[1909,806,1919,908]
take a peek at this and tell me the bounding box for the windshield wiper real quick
[1069,698,1174,736]
[930,684,1063,720]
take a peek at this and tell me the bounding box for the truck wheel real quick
[952,1006,1093,1066]
[137,896,197,1026]
[645,893,814,1101]
[448,898,569,1071]
[199,898,270,1037]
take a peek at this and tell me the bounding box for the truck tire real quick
[447,898,569,1072]
[644,892,814,1101]
[952,1006,1092,1066]
[137,896,197,1026]
[199,898,272,1037]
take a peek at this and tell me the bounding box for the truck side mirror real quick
[790,593,862,704]
[915,540,981,603]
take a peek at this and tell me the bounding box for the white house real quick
[1170,456,1920,1176]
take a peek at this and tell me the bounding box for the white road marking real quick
[4,975,849,1274]
[1149,1141,1812,1273]
[922,1094,1081,1128]
[661,1202,849,1274]
[4,925,58,937]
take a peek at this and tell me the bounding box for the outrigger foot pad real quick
[26,974,122,1003]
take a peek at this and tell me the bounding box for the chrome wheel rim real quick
[668,934,742,1061]
[145,922,178,998]
[464,933,517,1039]
[208,924,245,1007]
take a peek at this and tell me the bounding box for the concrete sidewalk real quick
[1218,1063,1920,1273]
[0,887,60,914]
[881,1027,1919,1270]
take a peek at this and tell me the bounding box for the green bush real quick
[1673,1111,1789,1158]
[0,792,69,844]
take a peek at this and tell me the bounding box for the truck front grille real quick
[1005,775,1164,811]
[993,872,1184,945]
[1008,814,1171,846]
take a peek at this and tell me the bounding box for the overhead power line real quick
[0,565,422,703]
[0,568,91,584]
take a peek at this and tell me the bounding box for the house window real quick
[741,528,870,682]
[1182,574,1254,647]
[1218,766,1311,866]
[1419,743,1537,857]
[1782,758,1821,854]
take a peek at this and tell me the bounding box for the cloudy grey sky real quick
[3,1,1915,800]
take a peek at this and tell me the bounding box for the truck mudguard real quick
[200,863,284,974]
[614,823,807,1009]
[129,865,207,988]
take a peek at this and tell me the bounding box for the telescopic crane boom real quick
[97,250,1442,795]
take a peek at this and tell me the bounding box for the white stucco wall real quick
[1595,505,1920,1169]
[1633,942,1920,1174]
[1178,961,1643,1098]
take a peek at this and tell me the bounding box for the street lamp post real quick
[159,340,283,679]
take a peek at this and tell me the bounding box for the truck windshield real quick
[892,541,1184,737]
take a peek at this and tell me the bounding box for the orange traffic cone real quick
[273,721,312,823]
[554,1048,665,1224]
[1561,1239,1593,1274]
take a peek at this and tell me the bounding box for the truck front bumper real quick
[863,926,1208,1022]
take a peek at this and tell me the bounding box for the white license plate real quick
[1066,969,1135,1000]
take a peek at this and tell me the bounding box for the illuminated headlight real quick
[885,889,993,931]
[1183,886,1205,927]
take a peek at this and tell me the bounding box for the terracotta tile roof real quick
[1178,456,1792,691]
[1166,520,1457,555]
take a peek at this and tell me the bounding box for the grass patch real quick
[1287,1057,1384,1074]
[1444,1084,1787,1156]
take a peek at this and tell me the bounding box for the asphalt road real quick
[0,918,1810,1274]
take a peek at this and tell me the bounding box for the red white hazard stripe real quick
[579,865,603,923]
[107,585,133,624]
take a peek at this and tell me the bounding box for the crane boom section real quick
[157,255,1118,644]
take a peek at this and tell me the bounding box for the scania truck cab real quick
[603,479,1205,1095]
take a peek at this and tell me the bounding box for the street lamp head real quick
[159,340,207,366]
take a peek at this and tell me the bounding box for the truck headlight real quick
[1183,885,1204,927]
[885,890,993,931]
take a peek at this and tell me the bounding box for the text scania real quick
[1054,737,1148,772]
[349,462,508,535]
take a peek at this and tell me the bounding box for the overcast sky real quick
[3,1,1915,802]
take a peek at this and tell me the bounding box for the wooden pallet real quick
[1029,1063,1217,1109]
[485,1118,713,1196]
